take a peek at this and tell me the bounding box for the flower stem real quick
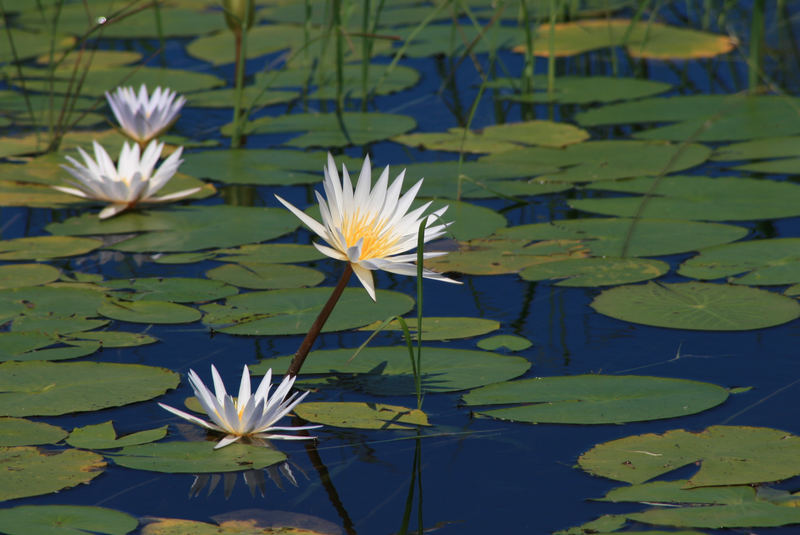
[287,263,353,376]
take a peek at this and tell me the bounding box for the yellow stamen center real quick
[341,211,398,260]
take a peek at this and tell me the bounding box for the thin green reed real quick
[749,0,765,91]
[547,0,556,94]
[518,0,535,119]
[1,0,37,143]
[223,0,255,148]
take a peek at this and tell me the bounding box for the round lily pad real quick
[0,505,138,535]
[0,417,67,447]
[180,149,331,186]
[294,402,430,430]
[476,334,532,351]
[0,361,179,416]
[678,238,800,285]
[68,330,158,348]
[0,285,107,320]
[520,257,669,287]
[0,264,60,289]
[0,446,105,501]
[215,243,324,264]
[492,75,671,104]
[359,317,500,341]
[206,263,324,290]
[98,299,201,324]
[254,347,530,395]
[103,277,238,303]
[591,282,800,331]
[463,375,729,424]
[0,236,102,261]
[110,441,286,473]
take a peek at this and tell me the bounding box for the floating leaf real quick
[678,238,800,285]
[187,87,298,108]
[629,502,800,529]
[7,340,102,362]
[520,257,669,286]
[0,417,67,447]
[390,24,522,57]
[477,335,532,351]
[492,75,671,104]
[498,219,748,257]
[359,317,499,341]
[0,505,138,535]
[110,441,286,473]
[206,263,324,290]
[67,330,158,348]
[202,288,414,336]
[67,421,168,450]
[574,176,800,221]
[0,361,179,417]
[591,282,800,331]
[0,285,107,320]
[0,446,105,501]
[0,29,74,62]
[0,236,102,261]
[480,140,711,183]
[579,425,800,486]
[103,277,238,303]
[0,264,60,289]
[254,347,530,395]
[463,375,728,424]
[600,479,756,505]
[98,299,201,324]
[10,316,107,335]
[294,402,430,430]
[187,24,306,65]
[257,64,420,98]
[140,516,327,535]
[712,136,800,161]
[216,243,324,264]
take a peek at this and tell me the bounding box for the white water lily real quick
[56,139,199,219]
[105,84,186,144]
[159,365,320,449]
[275,153,459,300]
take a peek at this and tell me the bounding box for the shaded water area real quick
[2,1,800,534]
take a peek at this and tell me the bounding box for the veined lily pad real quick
[579,426,800,487]
[254,347,530,395]
[0,505,138,535]
[67,330,158,348]
[103,277,238,303]
[477,335,532,351]
[520,257,669,286]
[216,243,324,264]
[140,516,328,535]
[110,441,286,473]
[591,282,800,331]
[0,417,67,447]
[0,264,60,289]
[0,446,105,501]
[0,236,102,261]
[206,263,324,290]
[0,361,179,416]
[294,402,429,430]
[202,288,414,335]
[0,285,107,320]
[492,75,671,104]
[67,421,168,450]
[359,317,499,341]
[712,136,800,161]
[463,375,728,424]
[98,299,201,324]
[678,238,800,285]
[10,317,108,335]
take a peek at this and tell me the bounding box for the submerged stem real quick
[287,263,353,376]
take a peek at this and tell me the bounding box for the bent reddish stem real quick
[287,263,353,376]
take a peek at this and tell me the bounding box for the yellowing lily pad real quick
[293,402,430,430]
[520,257,669,286]
[67,421,168,450]
[140,516,326,535]
[0,236,102,261]
[492,75,671,104]
[0,505,138,535]
[0,417,67,447]
[0,446,105,501]
[591,282,800,331]
[110,441,286,473]
[678,238,800,285]
[359,316,499,341]
[0,264,60,289]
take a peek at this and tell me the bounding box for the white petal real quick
[274,194,329,239]
[158,403,223,432]
[351,262,376,301]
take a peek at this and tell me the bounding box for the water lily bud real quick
[223,0,254,32]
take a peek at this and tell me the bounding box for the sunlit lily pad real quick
[294,402,429,430]
[0,285,107,320]
[0,417,67,447]
[187,24,306,65]
[389,24,522,57]
[103,277,238,303]
[393,120,589,153]
[579,426,800,487]
[67,330,158,348]
[226,112,416,147]
[37,49,141,70]
[520,257,669,286]
[359,317,499,341]
[10,317,107,335]
[110,441,286,473]
[206,263,324,290]
[678,239,800,285]
[0,361,179,416]
[255,347,530,395]
[712,136,800,162]
[46,206,299,253]
[216,243,324,264]
[181,149,322,186]
[477,335,532,351]
[0,264,60,289]
[498,219,748,257]
[600,479,756,505]
[202,288,414,335]
[591,281,800,330]
[140,516,327,535]
[492,75,671,104]
[98,299,201,324]
[0,29,74,62]
[0,505,138,535]
[0,446,105,501]
[574,176,800,221]
[480,140,711,182]
[258,64,420,98]
[0,236,102,261]
[67,421,168,450]
[2,340,101,362]
[463,375,728,424]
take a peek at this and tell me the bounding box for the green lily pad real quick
[66,330,158,348]
[0,417,67,447]
[0,446,105,501]
[139,517,328,535]
[480,140,711,183]
[187,87,299,108]
[10,317,108,335]
[225,112,416,148]
[731,157,800,174]
[492,75,671,104]
[463,375,729,424]
[393,120,589,153]
[0,236,102,261]
[678,238,800,285]
[254,347,530,395]
[579,426,800,487]
[103,277,238,303]
[497,218,748,257]
[206,263,324,290]
[0,29,74,62]
[600,479,756,505]
[202,288,414,335]
[46,206,299,253]
[591,281,800,331]
[37,48,142,70]
[98,299,201,324]
[416,199,506,240]
[520,257,669,286]
[359,317,499,341]
[0,361,179,416]
[7,340,102,362]
[388,24,522,57]
[712,136,800,161]
[477,334,532,351]
[110,441,286,473]
[187,24,306,65]
[0,179,86,208]
[0,285,107,320]
[0,264,60,289]
[67,421,168,450]
[216,243,324,264]
[573,176,800,221]
[0,505,138,535]
[294,402,430,430]
[629,502,800,529]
